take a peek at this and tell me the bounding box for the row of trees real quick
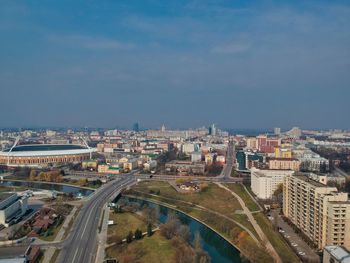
[199,211,272,262]
[29,169,63,182]
[160,212,211,263]
[126,224,153,243]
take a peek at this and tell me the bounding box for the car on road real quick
[279,229,285,233]
[291,243,298,247]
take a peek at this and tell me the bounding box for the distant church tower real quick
[161,124,166,132]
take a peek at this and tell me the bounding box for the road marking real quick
[62,177,136,263]
[72,248,79,263]
[80,200,99,239]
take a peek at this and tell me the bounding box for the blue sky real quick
[0,0,349,130]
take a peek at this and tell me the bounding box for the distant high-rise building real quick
[161,124,166,132]
[209,124,216,136]
[287,127,302,138]
[133,123,139,132]
[274,127,281,135]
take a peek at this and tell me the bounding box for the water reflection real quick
[0,180,93,196]
[120,196,244,263]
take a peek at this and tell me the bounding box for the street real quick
[57,175,136,263]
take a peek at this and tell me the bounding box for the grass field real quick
[132,181,243,218]
[131,181,260,234]
[127,181,275,263]
[107,212,147,244]
[225,183,260,211]
[254,212,300,263]
[106,232,176,263]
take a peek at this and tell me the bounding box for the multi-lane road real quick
[43,141,238,263]
[58,175,136,263]
[221,140,235,179]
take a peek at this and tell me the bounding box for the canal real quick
[0,180,94,196]
[120,196,244,263]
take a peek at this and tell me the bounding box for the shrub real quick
[134,229,143,240]
[126,231,133,243]
[147,223,153,237]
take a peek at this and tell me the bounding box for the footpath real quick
[216,183,282,263]
[41,206,78,263]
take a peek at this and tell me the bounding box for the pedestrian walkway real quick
[95,205,109,263]
[42,206,78,263]
[127,190,261,244]
[216,183,282,263]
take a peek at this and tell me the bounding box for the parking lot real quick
[270,210,320,263]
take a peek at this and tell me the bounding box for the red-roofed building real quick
[25,245,41,263]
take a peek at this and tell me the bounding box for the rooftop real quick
[0,193,15,203]
[3,144,87,152]
[292,174,331,187]
[0,144,96,157]
[324,246,350,263]
[268,157,298,161]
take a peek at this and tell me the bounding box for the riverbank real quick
[105,211,177,262]
[124,181,274,263]
[1,178,96,191]
[124,194,244,252]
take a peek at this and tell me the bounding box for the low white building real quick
[0,193,28,226]
[251,168,294,199]
[323,246,350,263]
[182,143,196,155]
[143,160,157,171]
[191,152,202,163]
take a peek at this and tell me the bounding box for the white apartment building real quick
[250,168,294,199]
[191,152,202,163]
[283,175,350,250]
[182,143,195,154]
[0,193,28,226]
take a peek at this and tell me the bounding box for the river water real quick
[0,180,93,196]
[120,196,244,263]
[0,180,245,262]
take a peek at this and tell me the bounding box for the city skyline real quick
[1,0,350,129]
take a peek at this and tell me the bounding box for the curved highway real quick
[58,175,136,263]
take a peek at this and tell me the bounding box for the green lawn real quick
[132,181,243,218]
[106,232,176,263]
[225,184,260,211]
[107,212,147,244]
[254,212,300,263]
[127,181,275,263]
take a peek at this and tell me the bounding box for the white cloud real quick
[47,34,135,50]
[211,42,251,54]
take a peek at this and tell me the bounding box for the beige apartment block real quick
[268,157,300,171]
[283,175,350,250]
